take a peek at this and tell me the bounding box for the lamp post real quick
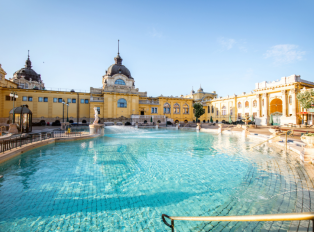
[66,103,69,122]
[9,92,18,123]
[62,99,65,122]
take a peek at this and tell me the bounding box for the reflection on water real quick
[0,128,313,231]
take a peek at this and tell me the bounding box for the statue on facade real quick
[93,107,99,124]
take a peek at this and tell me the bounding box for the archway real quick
[184,120,188,123]
[175,120,179,123]
[270,98,283,126]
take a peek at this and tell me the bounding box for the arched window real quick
[238,102,242,108]
[164,103,170,114]
[183,104,189,114]
[211,106,214,113]
[117,98,127,108]
[222,106,227,115]
[115,79,126,85]
[289,95,292,104]
[253,100,257,107]
[216,108,219,116]
[245,101,249,108]
[173,103,180,114]
[208,106,210,113]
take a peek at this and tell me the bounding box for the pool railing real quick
[0,131,85,153]
[162,213,314,231]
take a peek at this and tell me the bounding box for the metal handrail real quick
[251,131,289,151]
[162,212,314,231]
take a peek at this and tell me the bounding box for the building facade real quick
[1,52,313,126]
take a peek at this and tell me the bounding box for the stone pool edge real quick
[0,134,102,164]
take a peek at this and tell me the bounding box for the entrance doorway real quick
[140,111,144,115]
[271,113,282,126]
[270,98,283,125]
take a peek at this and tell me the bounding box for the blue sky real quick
[1,0,313,97]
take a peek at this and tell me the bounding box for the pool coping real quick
[0,134,102,164]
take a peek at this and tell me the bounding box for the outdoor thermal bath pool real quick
[0,128,313,231]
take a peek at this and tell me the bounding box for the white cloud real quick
[149,28,163,38]
[218,37,236,50]
[264,44,305,65]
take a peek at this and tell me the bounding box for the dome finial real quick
[25,50,32,68]
[114,40,123,65]
[118,39,120,55]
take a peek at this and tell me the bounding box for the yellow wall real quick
[103,93,139,118]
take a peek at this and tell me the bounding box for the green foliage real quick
[296,90,314,109]
[210,116,213,123]
[193,103,205,121]
[304,133,314,136]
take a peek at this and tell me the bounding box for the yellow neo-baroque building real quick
[1,52,314,126]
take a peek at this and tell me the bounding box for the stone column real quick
[256,94,261,117]
[263,93,268,117]
[291,89,297,116]
[281,90,287,117]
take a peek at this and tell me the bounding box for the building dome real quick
[13,54,41,82]
[197,85,203,93]
[106,53,132,78]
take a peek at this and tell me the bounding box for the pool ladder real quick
[162,212,314,231]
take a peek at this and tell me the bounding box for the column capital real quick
[281,90,286,95]
[262,93,267,97]
[290,89,296,94]
[255,94,260,98]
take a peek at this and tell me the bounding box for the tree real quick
[193,103,205,123]
[210,116,213,123]
[297,90,314,109]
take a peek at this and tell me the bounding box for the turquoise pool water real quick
[0,128,313,231]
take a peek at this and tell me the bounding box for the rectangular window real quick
[22,96,27,101]
[151,108,154,114]
[58,98,63,103]
[5,95,11,101]
[28,97,33,102]
[19,84,25,88]
[238,113,242,119]
[80,99,85,104]
[216,110,219,116]
[155,108,157,113]
[38,97,43,102]
[53,98,57,103]
[85,99,89,104]
[151,107,157,113]
[72,99,76,103]
[67,98,71,103]
[97,107,100,114]
[44,97,48,102]
[230,109,233,116]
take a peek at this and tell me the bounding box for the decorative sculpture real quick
[93,107,99,124]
